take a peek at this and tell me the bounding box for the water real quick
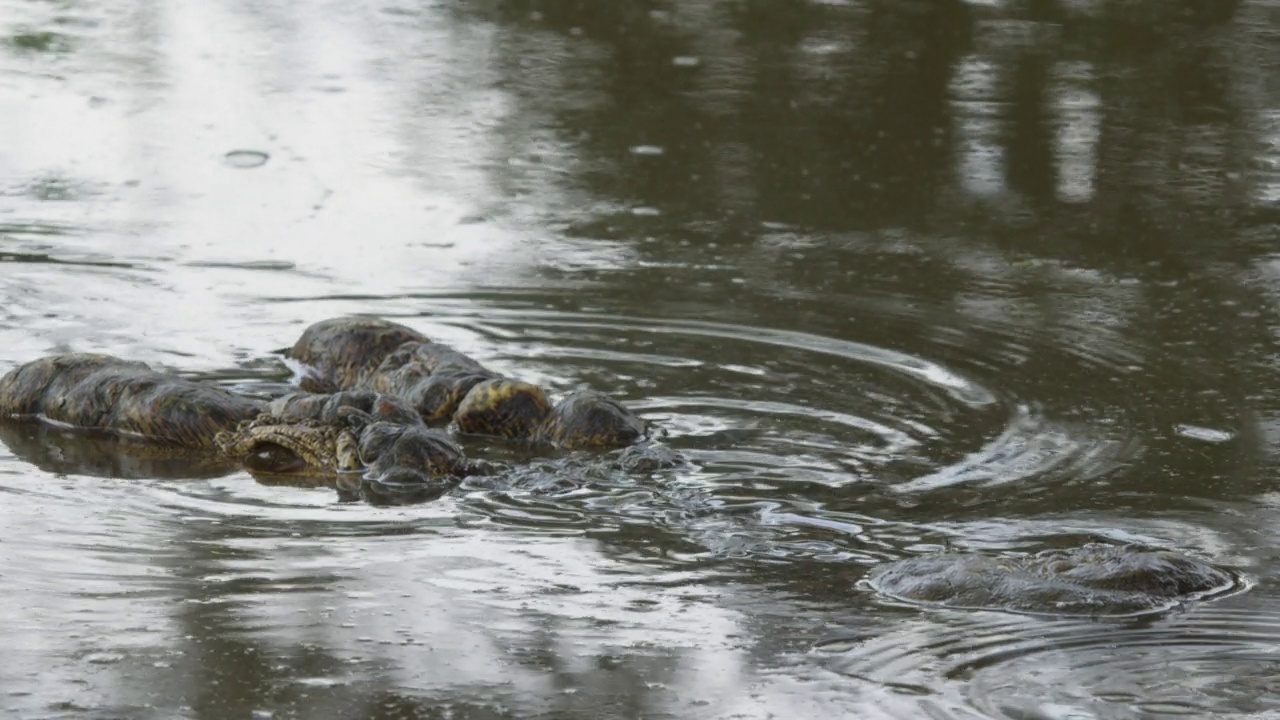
[2,0,1279,717]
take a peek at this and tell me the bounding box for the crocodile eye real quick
[242,442,307,474]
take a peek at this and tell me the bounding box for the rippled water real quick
[3,0,1280,717]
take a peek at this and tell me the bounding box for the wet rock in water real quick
[866,543,1241,617]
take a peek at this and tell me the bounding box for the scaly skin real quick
[453,378,553,439]
[266,390,421,427]
[286,316,429,393]
[0,354,263,448]
[286,318,501,423]
[0,355,478,498]
[215,417,356,475]
[214,391,476,484]
[534,391,647,450]
[216,409,476,504]
[346,417,476,485]
[288,317,650,449]
[451,383,646,449]
[362,341,499,424]
[0,314,654,493]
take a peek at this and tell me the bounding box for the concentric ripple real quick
[863,543,1246,618]
[411,305,1103,470]
[0,303,1251,718]
[814,597,1280,719]
[0,302,1157,563]
[0,302,1266,718]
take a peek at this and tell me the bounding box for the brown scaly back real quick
[267,390,421,426]
[0,354,263,448]
[100,377,265,448]
[368,341,490,379]
[0,353,147,417]
[453,378,553,439]
[363,342,499,424]
[536,391,646,450]
[286,317,427,392]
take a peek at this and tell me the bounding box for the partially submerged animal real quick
[0,355,483,502]
[286,317,648,449]
[0,318,655,503]
[865,543,1242,617]
[216,390,485,503]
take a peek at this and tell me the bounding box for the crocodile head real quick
[216,417,356,475]
[214,391,481,503]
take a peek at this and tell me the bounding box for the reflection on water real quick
[2,0,1280,717]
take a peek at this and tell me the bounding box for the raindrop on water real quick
[224,150,270,169]
[85,652,124,665]
[1174,424,1235,443]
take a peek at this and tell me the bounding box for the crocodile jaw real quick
[215,419,360,476]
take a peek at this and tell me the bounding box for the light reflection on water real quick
[3,0,1280,717]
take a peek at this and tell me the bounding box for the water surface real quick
[2,1,1280,717]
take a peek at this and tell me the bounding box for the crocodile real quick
[0,317,655,501]
[0,354,482,502]
[285,316,649,449]
[0,335,1245,614]
[217,390,486,503]
[865,543,1243,617]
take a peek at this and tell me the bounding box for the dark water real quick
[2,0,1279,717]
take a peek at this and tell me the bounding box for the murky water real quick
[2,0,1279,717]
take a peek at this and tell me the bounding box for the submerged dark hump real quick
[356,422,471,482]
[1029,545,1238,599]
[287,317,428,392]
[406,371,498,425]
[453,378,552,439]
[0,354,147,417]
[537,391,646,450]
[866,544,1241,617]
